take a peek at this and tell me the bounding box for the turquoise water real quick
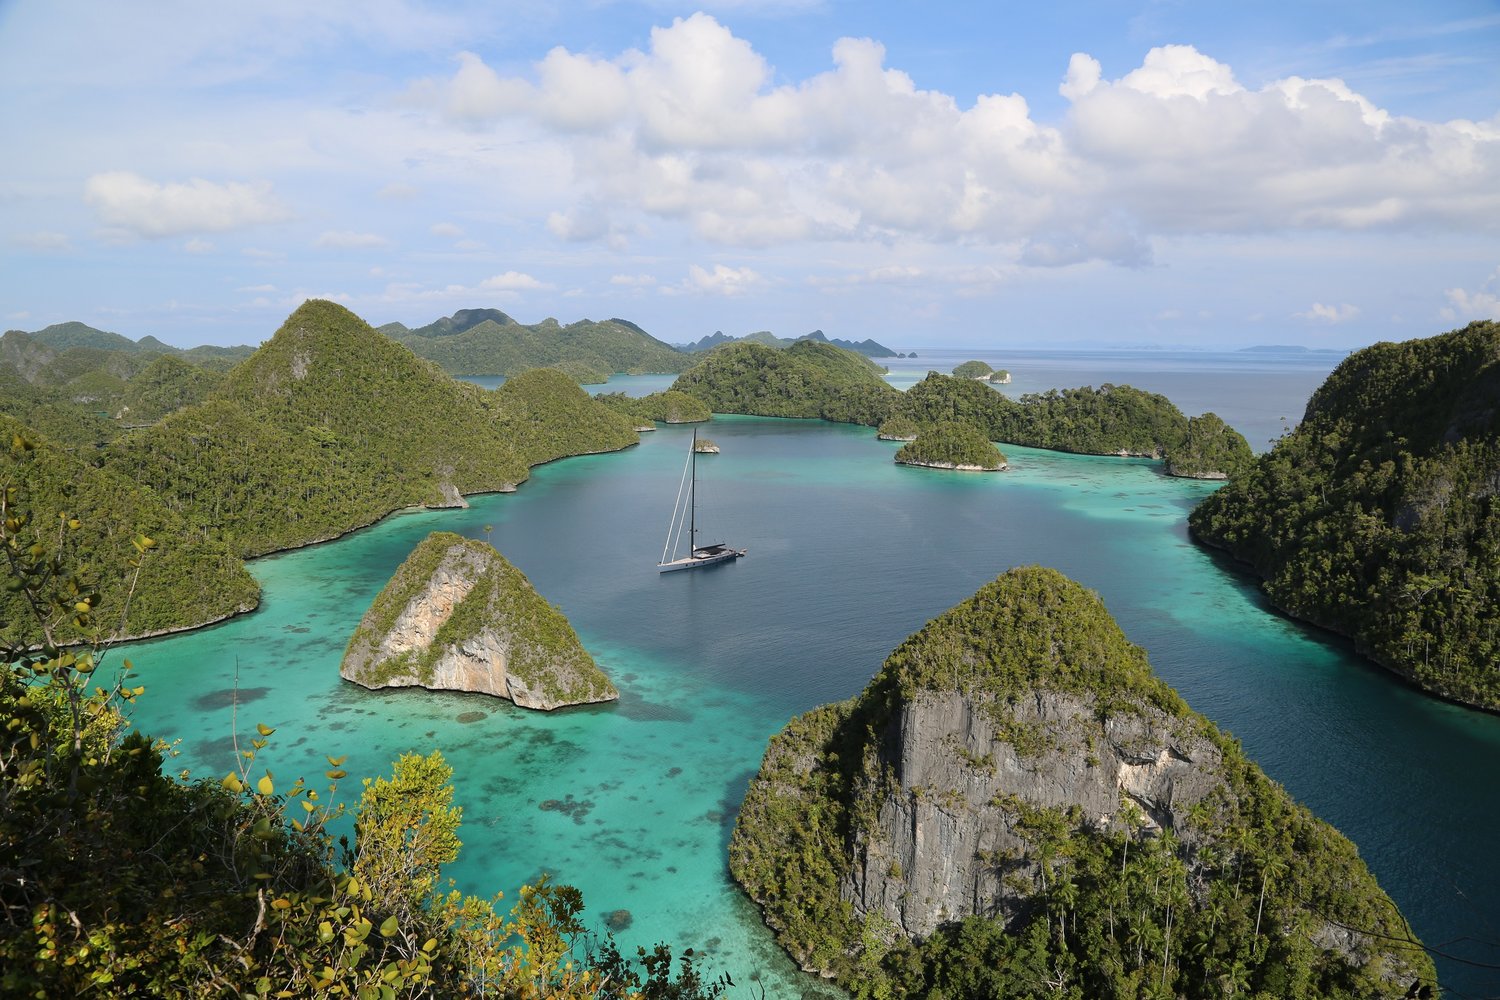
[123,410,1500,994]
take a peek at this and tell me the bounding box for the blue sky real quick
[1,0,1497,349]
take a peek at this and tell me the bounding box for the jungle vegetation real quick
[9,301,643,638]
[0,461,726,998]
[1190,320,1500,709]
[729,567,1435,999]
[386,311,695,376]
[893,421,1007,470]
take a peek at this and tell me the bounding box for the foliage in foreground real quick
[0,453,726,999]
[1190,320,1500,709]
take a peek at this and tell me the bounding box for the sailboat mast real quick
[689,428,697,549]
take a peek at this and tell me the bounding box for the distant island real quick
[731,567,1434,997]
[341,532,617,710]
[678,328,897,358]
[670,344,1252,479]
[379,308,694,377]
[1193,319,1500,710]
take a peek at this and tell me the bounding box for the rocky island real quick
[893,420,1008,471]
[1192,319,1500,710]
[341,531,617,710]
[730,567,1432,997]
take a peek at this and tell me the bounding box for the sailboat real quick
[658,429,746,572]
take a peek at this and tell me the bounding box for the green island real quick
[5,300,643,640]
[595,389,711,427]
[381,308,695,377]
[680,328,897,358]
[669,340,900,425]
[951,359,995,379]
[342,531,617,710]
[0,483,725,998]
[672,345,1252,477]
[893,420,1008,470]
[730,566,1434,999]
[1190,320,1500,710]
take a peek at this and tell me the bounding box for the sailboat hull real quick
[657,546,746,572]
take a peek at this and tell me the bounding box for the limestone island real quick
[730,567,1434,997]
[876,416,919,441]
[693,437,720,454]
[894,420,1008,471]
[340,531,617,710]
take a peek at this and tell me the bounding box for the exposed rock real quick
[730,567,1432,996]
[341,531,617,710]
[893,458,1007,472]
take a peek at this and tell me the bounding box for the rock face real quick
[341,532,616,710]
[844,689,1217,940]
[729,567,1433,996]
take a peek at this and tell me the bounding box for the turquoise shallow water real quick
[124,412,1500,995]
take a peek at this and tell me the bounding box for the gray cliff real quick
[340,531,617,710]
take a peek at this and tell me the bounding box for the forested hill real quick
[672,346,1252,477]
[108,300,638,561]
[679,328,897,357]
[730,567,1433,997]
[1190,320,1500,710]
[386,309,694,376]
[670,340,901,425]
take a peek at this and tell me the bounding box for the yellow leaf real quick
[256,723,275,737]
[222,773,244,793]
[271,898,291,911]
[257,774,274,796]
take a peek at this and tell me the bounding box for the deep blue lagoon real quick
[122,354,1500,996]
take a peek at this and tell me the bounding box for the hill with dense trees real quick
[1190,320,1500,709]
[108,301,637,561]
[675,349,1251,477]
[680,328,897,357]
[893,420,1007,470]
[0,495,725,998]
[0,416,258,640]
[387,310,694,376]
[730,567,1434,999]
[670,340,901,425]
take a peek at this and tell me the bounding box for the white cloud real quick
[480,271,545,291]
[610,273,657,287]
[84,171,290,238]
[430,222,464,238]
[13,231,73,252]
[404,22,1500,267]
[1295,302,1361,323]
[315,230,392,249]
[1440,266,1500,321]
[184,237,214,254]
[242,247,283,259]
[239,283,276,293]
[670,263,766,296]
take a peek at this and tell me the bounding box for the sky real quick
[1,0,1497,351]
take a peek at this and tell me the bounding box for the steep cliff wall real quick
[730,567,1434,998]
[341,531,616,710]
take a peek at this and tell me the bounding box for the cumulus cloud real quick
[480,271,545,291]
[429,222,464,238]
[402,19,1500,269]
[1295,302,1361,323]
[315,230,392,249]
[183,238,214,254]
[84,171,290,238]
[670,263,766,296]
[1440,266,1500,321]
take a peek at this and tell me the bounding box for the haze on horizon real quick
[1,0,1497,351]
